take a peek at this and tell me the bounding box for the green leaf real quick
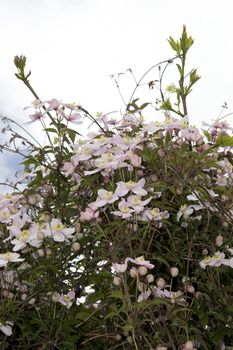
[216,133,233,146]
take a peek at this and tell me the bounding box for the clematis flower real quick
[44,98,62,111]
[45,219,75,242]
[52,291,76,309]
[0,321,13,336]
[64,113,83,124]
[79,207,99,222]
[0,252,24,267]
[127,195,151,212]
[140,208,169,222]
[10,228,42,251]
[115,178,147,197]
[111,200,134,218]
[177,204,202,221]
[25,112,45,124]
[58,291,75,309]
[181,127,202,142]
[126,256,155,269]
[90,189,119,209]
[112,256,154,275]
[112,261,128,274]
[200,252,226,269]
[61,162,76,177]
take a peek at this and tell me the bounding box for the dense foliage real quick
[1,27,233,350]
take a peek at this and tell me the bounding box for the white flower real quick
[45,219,75,242]
[0,252,24,267]
[10,228,42,251]
[0,321,13,336]
[58,291,75,309]
[112,261,128,274]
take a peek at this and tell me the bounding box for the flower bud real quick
[72,242,81,251]
[156,277,166,289]
[75,222,81,232]
[158,149,165,158]
[146,274,154,283]
[113,276,122,287]
[150,174,158,182]
[52,292,60,302]
[202,248,208,256]
[37,249,44,257]
[130,267,138,278]
[184,341,193,350]
[174,290,182,298]
[127,336,133,344]
[137,170,144,177]
[138,266,148,276]
[131,154,141,167]
[170,267,179,277]
[46,248,52,256]
[215,235,223,247]
[77,232,84,240]
[186,285,195,294]
[115,334,122,341]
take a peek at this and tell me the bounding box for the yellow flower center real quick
[121,206,129,213]
[3,252,12,260]
[104,191,113,199]
[180,204,187,212]
[105,153,113,161]
[136,256,145,264]
[123,136,132,144]
[131,198,140,206]
[97,161,106,169]
[19,230,30,241]
[126,180,136,188]
[204,256,212,264]
[214,254,222,262]
[82,146,92,155]
[2,210,9,218]
[53,223,64,232]
[151,209,159,217]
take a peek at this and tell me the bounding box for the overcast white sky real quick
[1,0,233,185]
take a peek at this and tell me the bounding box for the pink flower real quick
[137,289,151,303]
[111,200,134,218]
[58,291,75,309]
[112,261,128,274]
[44,98,62,111]
[61,162,76,177]
[181,127,201,142]
[0,321,13,336]
[10,228,42,251]
[53,291,76,309]
[200,252,226,269]
[115,178,147,197]
[90,189,119,209]
[80,207,99,222]
[140,208,169,222]
[25,111,45,124]
[64,113,83,124]
[126,256,155,269]
[45,219,75,242]
[0,252,24,267]
[112,256,154,281]
[127,195,151,212]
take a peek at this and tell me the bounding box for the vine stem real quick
[127,55,179,106]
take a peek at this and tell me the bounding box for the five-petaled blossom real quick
[0,252,24,267]
[45,219,75,242]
